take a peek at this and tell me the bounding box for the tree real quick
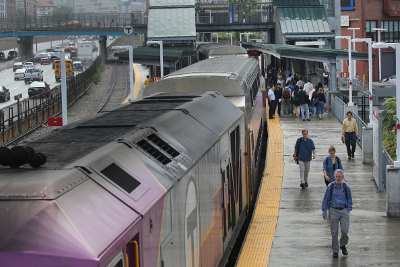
[383,97,397,160]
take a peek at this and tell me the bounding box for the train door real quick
[230,126,242,216]
[221,152,234,242]
[124,234,141,267]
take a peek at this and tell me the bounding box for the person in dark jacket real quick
[298,88,310,121]
[274,84,283,117]
[316,88,327,119]
[294,129,315,189]
[323,146,343,186]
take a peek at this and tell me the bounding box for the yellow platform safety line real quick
[236,117,284,267]
[123,64,144,104]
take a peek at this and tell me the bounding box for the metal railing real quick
[0,12,146,32]
[0,57,101,145]
[331,94,346,122]
[353,112,368,146]
[196,3,273,25]
[338,77,367,92]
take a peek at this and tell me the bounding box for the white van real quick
[14,68,26,81]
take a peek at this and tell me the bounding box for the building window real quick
[341,0,355,11]
[366,20,400,42]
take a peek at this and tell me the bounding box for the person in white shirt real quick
[304,81,314,96]
[268,85,276,119]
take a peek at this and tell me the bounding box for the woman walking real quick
[323,146,343,186]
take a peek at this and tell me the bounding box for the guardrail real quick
[0,57,101,145]
[338,77,367,92]
[353,112,368,146]
[331,94,346,122]
[0,12,146,32]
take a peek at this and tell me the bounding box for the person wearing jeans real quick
[298,88,310,121]
[294,129,315,189]
[322,169,352,258]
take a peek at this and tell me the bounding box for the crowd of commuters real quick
[266,69,327,120]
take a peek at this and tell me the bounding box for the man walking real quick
[342,111,358,159]
[322,169,352,258]
[298,87,310,121]
[294,129,315,189]
[268,84,276,119]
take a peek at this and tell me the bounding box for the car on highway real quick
[7,50,17,60]
[14,68,26,81]
[13,62,24,72]
[0,86,10,103]
[34,53,51,65]
[0,52,5,61]
[23,62,34,69]
[73,61,83,72]
[24,68,44,84]
[28,82,50,98]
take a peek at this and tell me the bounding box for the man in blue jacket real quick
[322,169,353,258]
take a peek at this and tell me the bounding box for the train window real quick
[147,134,180,158]
[101,163,141,193]
[137,139,172,165]
[107,252,125,267]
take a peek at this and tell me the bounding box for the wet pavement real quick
[269,117,400,267]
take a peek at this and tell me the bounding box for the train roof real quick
[0,92,243,266]
[197,44,247,57]
[144,55,259,97]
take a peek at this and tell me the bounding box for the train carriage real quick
[144,55,267,205]
[0,92,258,267]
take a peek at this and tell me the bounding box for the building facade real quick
[73,0,145,13]
[36,0,56,16]
[0,0,16,19]
[340,0,399,81]
[16,0,37,17]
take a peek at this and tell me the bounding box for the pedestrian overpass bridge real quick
[0,2,274,38]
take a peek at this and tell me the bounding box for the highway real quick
[0,64,57,109]
[0,39,102,109]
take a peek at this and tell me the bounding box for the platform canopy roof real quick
[274,0,333,38]
[242,43,368,63]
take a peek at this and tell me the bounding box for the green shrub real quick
[383,97,397,160]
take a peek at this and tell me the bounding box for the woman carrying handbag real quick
[323,146,344,186]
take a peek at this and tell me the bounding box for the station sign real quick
[124,26,134,35]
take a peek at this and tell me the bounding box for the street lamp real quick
[335,35,354,106]
[372,42,400,167]
[147,40,164,79]
[352,38,373,126]
[372,27,387,81]
[348,27,360,77]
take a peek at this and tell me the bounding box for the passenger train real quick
[0,56,266,267]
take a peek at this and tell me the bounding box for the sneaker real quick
[305,182,309,188]
[333,252,339,258]
[300,183,305,189]
[340,246,348,256]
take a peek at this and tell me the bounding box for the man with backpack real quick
[293,129,315,189]
[322,169,352,258]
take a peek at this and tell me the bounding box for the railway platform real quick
[237,116,400,267]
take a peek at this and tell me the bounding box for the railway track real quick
[97,64,130,113]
